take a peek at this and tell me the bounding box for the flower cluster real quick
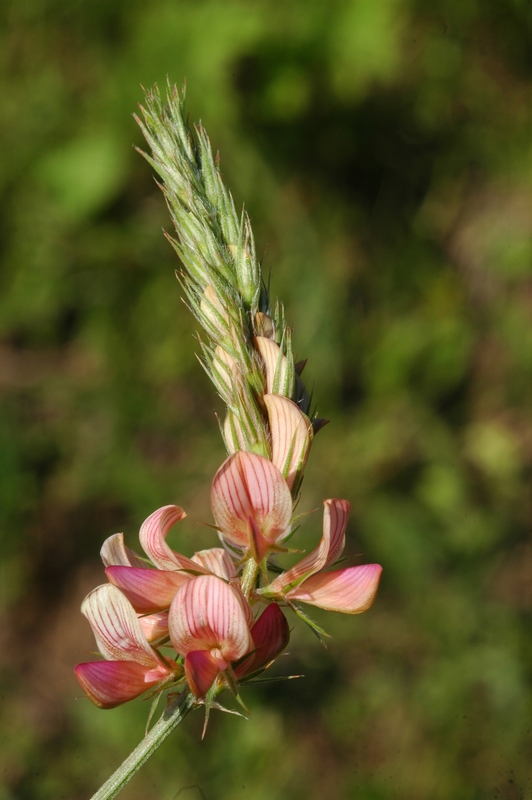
[75,450,382,709]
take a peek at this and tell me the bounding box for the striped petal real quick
[286,564,383,613]
[81,584,160,667]
[211,452,292,551]
[169,575,253,662]
[139,505,208,574]
[234,604,290,679]
[191,548,237,580]
[100,533,146,568]
[105,566,189,613]
[74,659,172,709]
[265,499,351,595]
[254,336,291,395]
[264,394,312,490]
[184,649,228,698]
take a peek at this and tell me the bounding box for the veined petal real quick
[265,499,351,595]
[264,394,312,490]
[286,563,383,613]
[139,505,208,574]
[234,604,290,679]
[192,548,237,580]
[254,336,290,395]
[81,584,160,667]
[138,612,169,642]
[75,660,171,709]
[169,575,253,662]
[105,566,188,613]
[211,452,292,550]
[100,533,145,568]
[185,649,227,698]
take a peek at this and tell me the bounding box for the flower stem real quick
[240,559,260,600]
[90,692,197,800]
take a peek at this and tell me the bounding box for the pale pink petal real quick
[234,604,290,679]
[81,584,160,667]
[138,612,169,642]
[169,575,253,662]
[192,548,237,580]
[264,395,312,490]
[75,660,171,709]
[211,452,292,550]
[100,533,145,568]
[265,499,351,595]
[105,566,188,613]
[254,336,290,394]
[139,505,208,574]
[184,649,227,698]
[286,563,383,613]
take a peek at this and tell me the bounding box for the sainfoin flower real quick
[211,450,293,561]
[74,584,180,708]
[259,499,382,613]
[168,575,289,697]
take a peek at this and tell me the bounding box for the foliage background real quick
[0,1,530,798]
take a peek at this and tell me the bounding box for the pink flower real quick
[75,584,179,708]
[210,451,293,561]
[260,499,382,613]
[102,506,237,637]
[167,574,290,697]
[168,574,254,697]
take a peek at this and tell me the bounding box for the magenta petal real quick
[184,650,226,698]
[266,498,351,595]
[74,660,170,709]
[105,566,189,613]
[169,575,253,662]
[287,563,383,613]
[234,604,290,679]
[139,505,207,574]
[211,452,292,551]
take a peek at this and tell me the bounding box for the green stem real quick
[90,692,197,800]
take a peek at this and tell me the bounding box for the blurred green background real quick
[0,1,530,798]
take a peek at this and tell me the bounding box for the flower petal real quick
[234,604,290,679]
[81,584,160,667]
[286,563,383,613]
[211,452,292,550]
[264,499,351,595]
[184,650,227,698]
[100,533,145,568]
[138,612,169,642]
[192,548,237,580]
[105,566,189,613]
[254,336,291,395]
[139,505,208,574]
[169,575,253,662]
[264,394,312,490]
[74,660,171,709]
